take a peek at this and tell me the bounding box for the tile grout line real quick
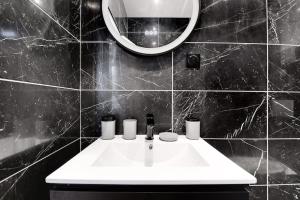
[266,0,269,198]
[27,0,80,42]
[185,41,300,47]
[80,89,300,93]
[0,78,79,91]
[0,138,80,184]
[251,183,300,186]
[79,0,82,151]
[80,137,300,140]
[81,41,116,44]
[171,51,174,132]
[204,138,300,140]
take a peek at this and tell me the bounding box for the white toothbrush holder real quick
[186,118,200,140]
[123,119,137,140]
[101,115,116,140]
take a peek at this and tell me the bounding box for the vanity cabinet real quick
[49,185,249,200]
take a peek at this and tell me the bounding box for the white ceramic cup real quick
[186,120,200,140]
[123,119,137,140]
[101,120,116,140]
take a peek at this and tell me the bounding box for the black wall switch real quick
[186,54,201,70]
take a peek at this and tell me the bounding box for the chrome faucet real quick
[145,114,154,140]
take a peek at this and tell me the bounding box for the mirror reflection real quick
[108,0,193,48]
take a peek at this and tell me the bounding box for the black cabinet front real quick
[49,185,250,200]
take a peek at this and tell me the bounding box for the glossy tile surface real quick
[0,81,79,180]
[0,0,75,41]
[81,43,172,90]
[268,0,300,45]
[269,185,300,200]
[174,44,267,91]
[269,45,300,91]
[0,41,80,88]
[174,92,267,138]
[28,0,80,38]
[206,140,267,184]
[269,93,300,138]
[248,186,267,200]
[81,0,112,41]
[81,91,172,137]
[81,137,97,150]
[269,140,300,184]
[0,140,79,200]
[0,0,80,88]
[189,0,267,43]
[0,0,80,198]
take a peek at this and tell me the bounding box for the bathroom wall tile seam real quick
[79,0,83,151]
[0,78,80,91]
[184,42,300,47]
[253,184,300,186]
[81,137,300,140]
[27,0,80,42]
[171,52,174,131]
[265,0,269,199]
[0,138,79,184]
[80,89,300,93]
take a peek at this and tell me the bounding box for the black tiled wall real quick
[0,0,80,199]
[81,0,300,199]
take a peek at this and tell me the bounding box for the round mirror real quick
[102,0,200,55]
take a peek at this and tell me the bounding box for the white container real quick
[186,119,200,140]
[101,116,116,140]
[123,119,137,140]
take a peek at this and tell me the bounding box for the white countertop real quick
[46,135,257,185]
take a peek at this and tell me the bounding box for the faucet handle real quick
[146,114,155,140]
[146,114,154,125]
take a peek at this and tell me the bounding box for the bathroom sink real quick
[93,141,209,167]
[46,136,257,185]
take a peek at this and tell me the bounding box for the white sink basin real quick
[46,136,257,185]
[93,141,209,167]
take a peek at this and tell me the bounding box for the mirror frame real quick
[102,0,200,55]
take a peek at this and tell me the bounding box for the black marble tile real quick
[188,0,267,43]
[81,0,112,41]
[174,43,267,91]
[81,43,172,90]
[248,186,267,200]
[0,81,80,180]
[159,32,182,47]
[159,18,190,33]
[81,91,172,137]
[269,45,300,91]
[29,0,80,39]
[0,41,80,89]
[268,0,300,45]
[0,0,75,41]
[0,140,79,200]
[206,139,267,184]
[269,93,300,138]
[81,137,97,150]
[269,140,300,184]
[173,92,267,138]
[269,185,300,200]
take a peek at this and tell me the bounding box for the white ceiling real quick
[110,0,193,18]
